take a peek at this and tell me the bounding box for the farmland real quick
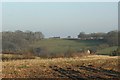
[1,2,119,79]
[1,39,119,79]
[2,55,120,79]
[30,39,117,56]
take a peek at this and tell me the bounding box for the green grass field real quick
[29,39,116,55]
[97,46,118,55]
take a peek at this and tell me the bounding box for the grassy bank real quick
[97,46,118,55]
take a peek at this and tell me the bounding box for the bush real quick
[111,48,120,56]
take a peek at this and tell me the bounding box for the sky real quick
[1,0,119,2]
[2,2,118,38]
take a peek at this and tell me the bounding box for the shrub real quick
[111,48,120,56]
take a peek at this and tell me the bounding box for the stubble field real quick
[1,55,120,80]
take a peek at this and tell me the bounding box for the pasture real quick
[30,39,117,56]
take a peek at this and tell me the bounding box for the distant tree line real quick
[78,30,119,46]
[2,30,44,54]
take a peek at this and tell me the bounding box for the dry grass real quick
[2,55,119,79]
[2,54,35,61]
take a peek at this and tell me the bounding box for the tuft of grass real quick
[18,65,29,69]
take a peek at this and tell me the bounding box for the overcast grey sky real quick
[2,2,118,38]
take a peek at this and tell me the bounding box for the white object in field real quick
[87,50,90,54]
